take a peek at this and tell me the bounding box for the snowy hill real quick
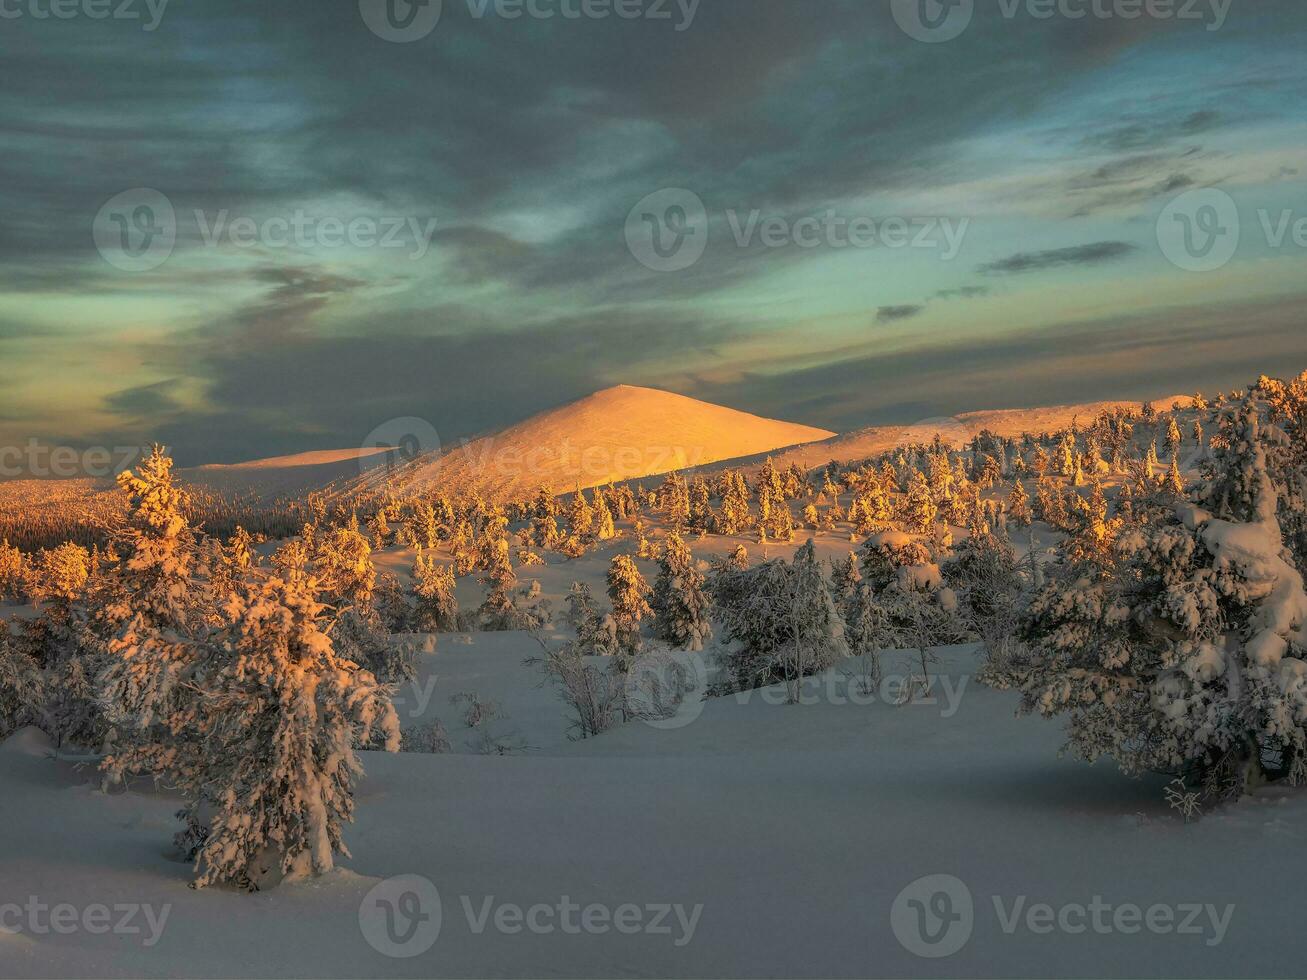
[351,385,835,501]
[182,447,392,498]
[706,394,1196,477]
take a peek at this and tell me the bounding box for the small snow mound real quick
[0,726,56,758]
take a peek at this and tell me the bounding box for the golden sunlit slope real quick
[706,394,1196,476]
[370,385,835,501]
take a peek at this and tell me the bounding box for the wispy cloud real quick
[876,305,925,324]
[978,242,1138,276]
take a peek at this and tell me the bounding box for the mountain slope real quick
[182,448,391,498]
[363,385,835,500]
[696,394,1196,477]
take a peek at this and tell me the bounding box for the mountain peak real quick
[376,386,835,500]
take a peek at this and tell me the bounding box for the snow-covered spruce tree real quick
[652,532,712,651]
[0,626,43,738]
[607,554,652,666]
[412,552,459,632]
[564,581,598,630]
[592,488,616,542]
[859,530,935,593]
[1164,415,1183,456]
[95,448,208,760]
[0,539,24,602]
[842,583,888,694]
[712,540,848,699]
[717,471,752,535]
[688,477,713,536]
[1007,479,1032,527]
[315,514,410,683]
[660,472,691,535]
[412,500,441,550]
[765,496,797,543]
[567,487,594,544]
[1020,404,1307,799]
[315,513,376,609]
[900,470,937,533]
[175,574,400,890]
[942,530,1025,685]
[829,551,863,606]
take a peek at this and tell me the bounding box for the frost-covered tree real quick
[860,530,935,593]
[829,551,863,606]
[842,584,888,693]
[718,472,752,535]
[688,477,713,535]
[764,495,796,543]
[412,552,459,632]
[1164,416,1184,456]
[315,514,376,609]
[169,574,399,890]
[96,448,207,758]
[592,488,616,541]
[713,540,848,699]
[900,471,937,533]
[652,533,712,651]
[0,627,43,738]
[0,540,24,602]
[607,554,652,665]
[943,530,1024,684]
[1021,404,1307,799]
[1007,479,1032,527]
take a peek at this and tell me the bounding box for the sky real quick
[1,0,1306,467]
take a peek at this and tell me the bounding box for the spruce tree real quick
[1007,479,1032,527]
[607,554,652,665]
[412,552,459,632]
[178,574,400,890]
[97,448,206,752]
[0,540,24,602]
[652,533,712,651]
[900,470,937,533]
[0,627,43,739]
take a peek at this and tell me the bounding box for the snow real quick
[348,385,835,502]
[1201,515,1307,653]
[4,638,1306,978]
[181,449,393,499]
[0,725,54,758]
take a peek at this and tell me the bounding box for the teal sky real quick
[1,0,1305,465]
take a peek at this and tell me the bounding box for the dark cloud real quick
[876,305,925,324]
[1083,109,1223,153]
[934,286,989,301]
[104,380,184,419]
[978,242,1138,276]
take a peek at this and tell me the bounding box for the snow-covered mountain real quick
[345,384,835,501]
[182,448,393,498]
